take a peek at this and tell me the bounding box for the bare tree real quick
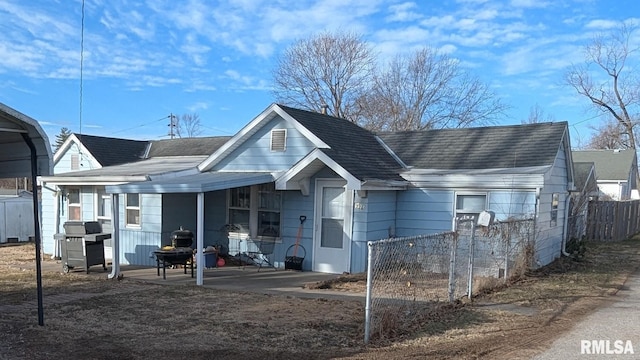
[356,47,507,131]
[272,31,375,121]
[564,23,639,149]
[175,113,203,138]
[522,103,555,124]
[586,118,633,149]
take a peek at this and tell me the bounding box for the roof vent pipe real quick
[321,104,328,115]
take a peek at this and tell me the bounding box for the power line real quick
[110,115,171,135]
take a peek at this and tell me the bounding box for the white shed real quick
[0,191,34,243]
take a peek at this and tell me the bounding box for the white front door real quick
[313,180,352,273]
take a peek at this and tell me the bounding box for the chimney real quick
[321,104,328,115]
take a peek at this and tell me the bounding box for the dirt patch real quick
[304,272,366,292]
[1,238,640,359]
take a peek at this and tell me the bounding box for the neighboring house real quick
[568,161,598,240]
[40,104,575,276]
[39,134,231,259]
[572,149,639,201]
[572,161,599,206]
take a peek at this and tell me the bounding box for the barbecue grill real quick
[57,221,111,273]
[153,227,195,279]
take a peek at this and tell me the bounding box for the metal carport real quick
[0,102,53,325]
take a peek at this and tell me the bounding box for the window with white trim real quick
[125,194,141,227]
[455,193,487,225]
[67,188,81,221]
[228,183,281,239]
[551,193,559,226]
[96,187,111,229]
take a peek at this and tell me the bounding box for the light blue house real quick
[40,104,574,280]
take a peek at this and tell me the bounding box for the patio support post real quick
[108,193,120,279]
[196,192,204,285]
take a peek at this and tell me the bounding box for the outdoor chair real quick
[245,239,276,272]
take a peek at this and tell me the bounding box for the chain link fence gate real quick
[364,217,535,344]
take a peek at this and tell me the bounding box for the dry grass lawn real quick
[1,237,640,360]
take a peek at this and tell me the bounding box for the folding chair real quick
[245,239,276,272]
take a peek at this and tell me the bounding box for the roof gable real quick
[573,161,598,194]
[278,105,405,182]
[572,149,637,181]
[55,133,148,167]
[379,122,569,170]
[198,103,328,172]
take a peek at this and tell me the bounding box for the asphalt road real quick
[533,271,640,359]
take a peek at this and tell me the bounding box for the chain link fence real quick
[364,217,534,343]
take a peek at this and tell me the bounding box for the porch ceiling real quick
[105,171,274,194]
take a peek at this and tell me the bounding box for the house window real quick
[258,183,281,237]
[67,188,81,221]
[270,129,286,152]
[551,193,559,226]
[455,193,487,224]
[71,154,79,170]
[96,187,111,229]
[125,194,141,227]
[228,183,281,239]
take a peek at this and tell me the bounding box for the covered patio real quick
[105,171,280,285]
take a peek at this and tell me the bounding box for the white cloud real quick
[386,2,422,22]
[510,0,552,8]
[585,19,619,29]
[187,102,209,112]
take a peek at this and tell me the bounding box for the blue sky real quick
[1,0,638,148]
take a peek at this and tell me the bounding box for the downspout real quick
[21,133,44,326]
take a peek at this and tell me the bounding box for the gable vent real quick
[71,154,80,170]
[270,129,287,152]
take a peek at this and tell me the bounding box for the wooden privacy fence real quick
[586,200,640,241]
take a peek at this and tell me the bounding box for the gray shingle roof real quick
[378,122,568,170]
[573,162,596,193]
[73,133,147,167]
[147,137,231,157]
[278,105,405,182]
[572,149,636,181]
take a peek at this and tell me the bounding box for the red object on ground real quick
[217,258,226,267]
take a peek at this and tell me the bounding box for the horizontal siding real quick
[536,143,570,266]
[215,116,316,172]
[396,189,454,237]
[488,191,536,220]
[351,190,397,273]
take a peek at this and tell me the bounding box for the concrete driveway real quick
[533,271,640,359]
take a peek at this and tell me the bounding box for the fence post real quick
[448,225,458,303]
[364,241,374,344]
[467,219,476,299]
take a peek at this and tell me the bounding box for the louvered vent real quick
[270,129,287,152]
[71,154,80,170]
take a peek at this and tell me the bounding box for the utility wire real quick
[110,115,171,135]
